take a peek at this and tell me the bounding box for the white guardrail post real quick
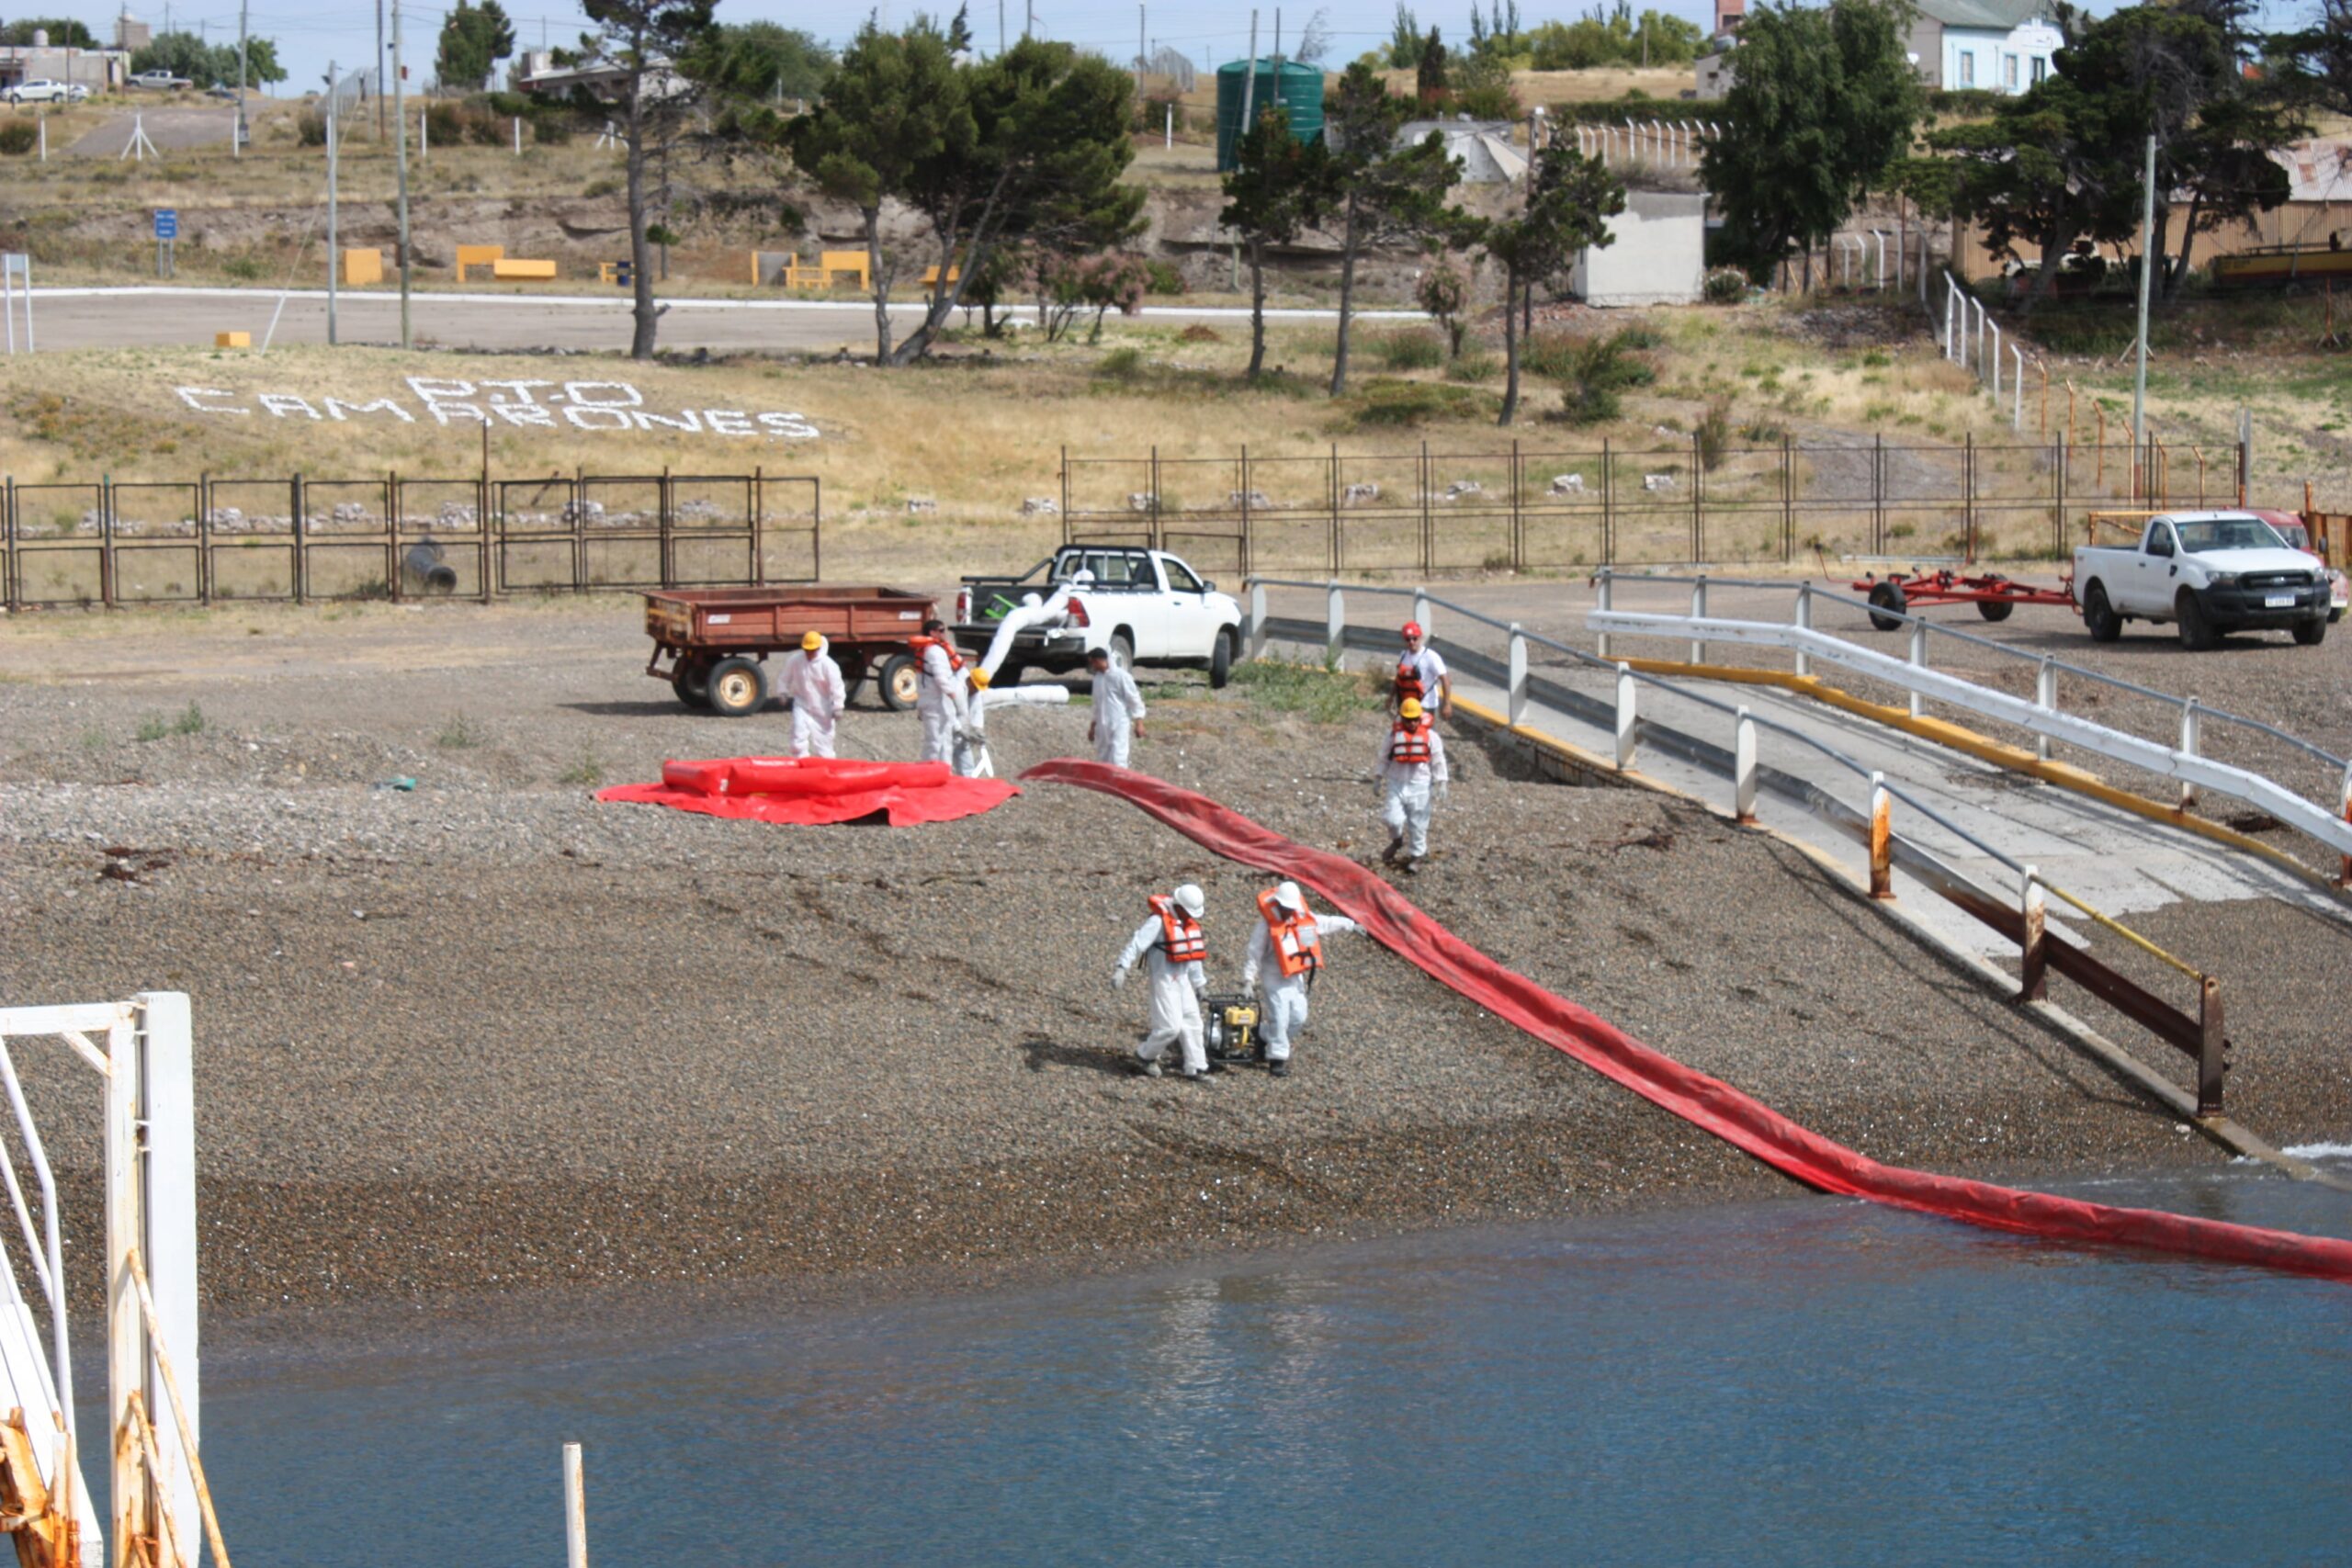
[2012,344,2026,429]
[2178,697,2199,810]
[1614,664,1637,770]
[1907,621,1928,718]
[2035,657,2056,762]
[1413,585,1431,642]
[1689,575,1708,665]
[1792,582,1812,680]
[1869,772,1894,897]
[1595,572,1613,662]
[1325,581,1344,667]
[1734,705,1758,822]
[2019,865,2047,1000]
[1248,581,1267,661]
[1508,623,1528,728]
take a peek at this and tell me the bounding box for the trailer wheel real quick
[877,652,920,711]
[1975,599,2014,622]
[707,656,768,716]
[672,658,713,708]
[1865,580,1907,632]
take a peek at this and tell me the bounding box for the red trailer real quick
[1847,568,2076,632]
[644,585,939,716]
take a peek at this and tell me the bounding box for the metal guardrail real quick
[1244,575,2240,1112]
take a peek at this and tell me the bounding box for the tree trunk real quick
[1498,273,1521,426]
[863,206,893,363]
[2163,196,2201,299]
[624,76,657,360]
[1246,240,1268,379]
[1329,195,1362,398]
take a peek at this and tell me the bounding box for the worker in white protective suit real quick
[1087,644,1147,768]
[952,668,993,778]
[1240,880,1362,1079]
[911,617,973,767]
[1113,883,1211,1080]
[777,630,846,759]
[1378,696,1448,875]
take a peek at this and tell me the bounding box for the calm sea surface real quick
[131,1161,2352,1566]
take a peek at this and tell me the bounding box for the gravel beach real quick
[0,599,2335,1320]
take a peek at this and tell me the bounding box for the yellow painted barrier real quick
[492,258,558,280]
[455,243,504,280]
[213,331,250,349]
[341,248,383,286]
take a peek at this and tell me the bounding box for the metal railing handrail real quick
[1591,567,2349,774]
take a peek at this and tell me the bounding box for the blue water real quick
[155,1169,2352,1566]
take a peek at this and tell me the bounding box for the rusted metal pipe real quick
[1868,773,1894,898]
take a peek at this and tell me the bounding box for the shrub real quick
[1095,345,1146,380]
[1702,266,1747,304]
[1416,262,1472,357]
[1521,333,1582,380]
[530,112,573,145]
[1446,351,1500,382]
[1551,330,1656,426]
[582,175,621,200]
[1695,400,1733,470]
[1351,378,1492,428]
[0,121,37,156]
[1372,329,1444,370]
[221,255,267,281]
[1137,94,1185,135]
[296,111,327,147]
[425,102,464,144]
[1142,258,1185,296]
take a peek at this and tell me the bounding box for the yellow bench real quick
[342,248,383,286]
[492,258,558,280]
[455,243,504,281]
[780,250,872,290]
[921,264,962,287]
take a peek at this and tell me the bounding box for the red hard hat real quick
[1401,621,1423,638]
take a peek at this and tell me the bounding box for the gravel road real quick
[0,599,2323,1319]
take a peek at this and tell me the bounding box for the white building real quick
[1571,191,1706,307]
[1907,0,2062,95]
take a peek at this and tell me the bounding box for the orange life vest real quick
[1147,894,1206,965]
[1257,890,1323,979]
[1389,717,1433,766]
[910,635,965,675]
[1394,651,1425,705]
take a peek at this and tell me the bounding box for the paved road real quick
[21,286,1412,354]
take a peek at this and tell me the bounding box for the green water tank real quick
[1215,59,1326,172]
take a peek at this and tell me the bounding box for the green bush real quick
[296,111,327,147]
[1351,378,1493,428]
[1446,351,1500,383]
[1095,345,1146,380]
[530,111,573,145]
[0,121,37,156]
[425,102,464,144]
[1702,265,1747,304]
[1371,330,1445,370]
[1695,400,1733,470]
[1142,259,1185,296]
[1521,333,1582,380]
[1552,330,1657,426]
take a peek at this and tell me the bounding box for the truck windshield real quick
[2174,517,2285,552]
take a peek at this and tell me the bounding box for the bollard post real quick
[1792,581,1812,680]
[2177,697,2199,811]
[1594,570,1612,662]
[2035,657,2056,762]
[2018,867,2047,1000]
[1326,580,1344,668]
[1733,705,1758,823]
[1508,624,1528,728]
[1906,622,1927,719]
[1689,574,1707,665]
[1614,664,1637,771]
[1248,581,1267,661]
[2197,976,2226,1117]
[1412,585,1430,641]
[564,1442,590,1568]
[1868,773,1894,898]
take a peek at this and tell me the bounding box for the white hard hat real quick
[1173,883,1206,918]
[1071,568,1095,584]
[1275,880,1306,911]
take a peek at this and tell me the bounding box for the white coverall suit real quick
[777,645,846,759]
[952,688,991,778]
[1091,661,1147,768]
[1116,908,1207,1076]
[1379,721,1449,861]
[1241,903,1362,1065]
[916,641,972,766]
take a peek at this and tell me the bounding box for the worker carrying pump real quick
[1378,696,1449,874]
[1088,645,1147,768]
[778,630,846,759]
[1239,880,1362,1078]
[1114,883,1211,1079]
[910,617,973,767]
[952,668,993,778]
[1390,621,1453,719]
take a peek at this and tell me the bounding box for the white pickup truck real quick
[2074,511,2332,649]
[952,544,1245,685]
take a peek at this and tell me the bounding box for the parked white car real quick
[953,545,1245,684]
[6,79,88,104]
[2074,511,2331,649]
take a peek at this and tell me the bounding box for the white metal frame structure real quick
[0,993,209,1568]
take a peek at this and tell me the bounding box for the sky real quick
[37,0,2335,94]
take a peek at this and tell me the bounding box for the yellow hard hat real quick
[969,668,991,690]
[801,630,824,651]
[1399,697,1425,720]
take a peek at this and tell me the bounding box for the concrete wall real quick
[1572,191,1707,307]
[1941,20,2059,93]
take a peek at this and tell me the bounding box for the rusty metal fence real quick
[1,469,820,610]
[1060,433,2251,580]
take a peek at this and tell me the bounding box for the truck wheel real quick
[672,657,713,708]
[877,652,920,712]
[1209,627,1236,689]
[2082,583,2121,642]
[1865,580,1907,633]
[2293,616,2328,647]
[2176,590,2218,651]
[1975,599,2014,623]
[994,660,1028,688]
[1108,631,1136,671]
[707,656,768,716]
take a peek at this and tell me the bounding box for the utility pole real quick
[1024,0,1033,39]
[1232,9,1257,291]
[234,0,247,160]
[376,0,386,139]
[1138,2,1146,71]
[999,0,1005,53]
[394,0,412,349]
[2132,131,2154,459]
[327,62,339,346]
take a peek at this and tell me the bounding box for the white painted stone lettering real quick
[175,386,251,415]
